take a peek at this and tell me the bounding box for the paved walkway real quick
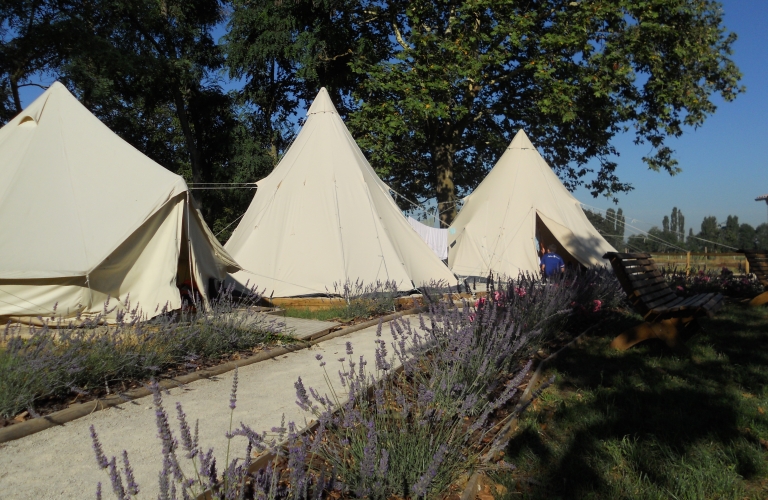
[0,315,420,499]
[274,315,339,340]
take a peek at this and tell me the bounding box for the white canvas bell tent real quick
[448,129,616,277]
[225,88,456,297]
[0,82,240,322]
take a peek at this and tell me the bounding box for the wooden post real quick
[704,247,707,270]
[686,251,691,277]
[745,258,749,276]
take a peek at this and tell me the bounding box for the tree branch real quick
[318,49,353,62]
[391,22,412,51]
[17,82,49,90]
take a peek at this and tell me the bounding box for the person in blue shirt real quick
[540,243,565,278]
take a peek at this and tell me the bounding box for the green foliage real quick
[585,207,626,249]
[344,0,743,223]
[0,0,67,121]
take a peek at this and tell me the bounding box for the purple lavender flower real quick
[90,425,109,469]
[411,444,449,496]
[229,368,239,410]
[106,456,126,499]
[175,402,197,459]
[378,449,389,476]
[122,450,139,496]
[294,376,312,411]
[346,341,354,355]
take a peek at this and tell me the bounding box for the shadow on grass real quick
[497,304,768,499]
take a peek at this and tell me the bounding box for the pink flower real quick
[592,299,602,312]
[468,313,476,323]
[676,286,684,291]
[515,287,527,297]
[475,297,487,308]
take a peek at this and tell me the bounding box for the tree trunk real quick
[172,88,203,186]
[10,76,22,113]
[433,144,457,227]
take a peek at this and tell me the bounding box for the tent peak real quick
[49,81,68,92]
[508,129,536,150]
[16,81,72,125]
[307,87,338,116]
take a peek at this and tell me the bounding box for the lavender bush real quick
[91,269,624,499]
[327,279,401,320]
[0,287,286,419]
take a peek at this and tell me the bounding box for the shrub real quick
[91,269,623,499]
[328,279,401,320]
[0,287,284,419]
[663,266,764,298]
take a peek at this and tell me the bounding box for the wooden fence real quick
[637,252,748,274]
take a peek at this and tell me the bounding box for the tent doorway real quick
[177,214,202,309]
[535,214,582,271]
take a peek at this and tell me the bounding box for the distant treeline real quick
[586,207,768,253]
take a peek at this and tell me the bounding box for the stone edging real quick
[0,307,426,444]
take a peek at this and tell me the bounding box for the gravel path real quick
[0,315,422,499]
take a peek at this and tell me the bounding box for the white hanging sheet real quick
[407,217,448,260]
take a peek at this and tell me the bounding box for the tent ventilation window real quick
[18,116,36,127]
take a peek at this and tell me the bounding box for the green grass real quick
[281,307,353,322]
[281,296,397,323]
[494,303,768,499]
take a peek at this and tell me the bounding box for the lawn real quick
[495,303,768,499]
[282,306,354,322]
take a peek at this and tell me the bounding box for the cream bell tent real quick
[0,82,240,322]
[448,129,615,277]
[225,88,456,297]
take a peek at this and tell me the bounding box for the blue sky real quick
[18,1,767,235]
[572,0,768,234]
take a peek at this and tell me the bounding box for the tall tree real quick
[738,223,756,251]
[721,214,739,249]
[615,208,626,246]
[60,0,228,189]
[756,223,768,251]
[0,0,65,121]
[678,211,685,243]
[584,207,625,249]
[698,216,719,251]
[670,207,678,240]
[45,0,276,236]
[344,0,743,225]
[225,0,383,164]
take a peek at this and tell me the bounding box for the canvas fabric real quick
[448,129,616,277]
[225,88,456,297]
[0,82,240,322]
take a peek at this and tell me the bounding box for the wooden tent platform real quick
[263,291,487,311]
